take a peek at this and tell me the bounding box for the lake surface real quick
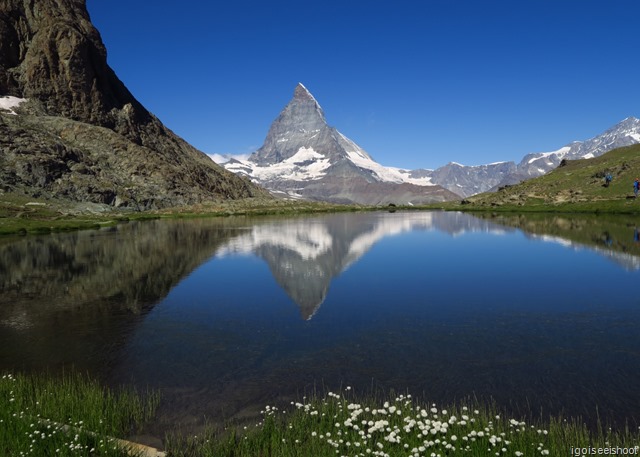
[1,211,640,435]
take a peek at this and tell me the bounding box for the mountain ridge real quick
[0,0,267,209]
[419,116,640,197]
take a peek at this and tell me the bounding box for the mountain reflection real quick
[215,211,512,319]
[0,219,242,372]
[476,213,640,271]
[2,210,637,344]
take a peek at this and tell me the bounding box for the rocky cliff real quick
[0,0,267,209]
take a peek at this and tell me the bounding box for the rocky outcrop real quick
[0,0,268,209]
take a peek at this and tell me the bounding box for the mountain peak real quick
[614,116,640,129]
[291,82,323,115]
[294,83,314,101]
[249,84,328,165]
[224,85,460,205]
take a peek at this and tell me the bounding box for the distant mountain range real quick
[463,142,640,212]
[499,116,640,187]
[402,117,640,197]
[221,84,640,201]
[407,117,640,197]
[223,84,459,205]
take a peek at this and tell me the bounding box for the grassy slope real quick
[0,192,370,236]
[438,143,640,213]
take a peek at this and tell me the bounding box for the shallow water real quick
[1,211,639,433]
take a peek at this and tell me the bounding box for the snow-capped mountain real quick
[514,116,640,178]
[409,161,518,198]
[221,84,640,202]
[431,116,640,196]
[223,83,460,205]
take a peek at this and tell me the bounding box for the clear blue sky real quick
[86,0,640,170]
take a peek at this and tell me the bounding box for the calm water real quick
[1,211,640,434]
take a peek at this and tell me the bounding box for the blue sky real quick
[86,0,640,170]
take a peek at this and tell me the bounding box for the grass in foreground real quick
[0,371,159,457]
[166,388,640,457]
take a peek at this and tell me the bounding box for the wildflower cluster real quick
[1,372,157,457]
[167,387,640,456]
[258,388,563,457]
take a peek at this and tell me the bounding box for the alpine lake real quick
[1,210,640,437]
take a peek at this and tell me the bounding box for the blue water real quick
[1,211,639,431]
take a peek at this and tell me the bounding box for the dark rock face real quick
[1,0,131,124]
[0,0,267,208]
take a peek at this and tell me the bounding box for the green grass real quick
[0,192,377,236]
[438,144,640,214]
[0,371,159,457]
[3,373,639,456]
[0,193,136,235]
[164,389,640,457]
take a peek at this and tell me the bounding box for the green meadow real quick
[0,372,158,457]
[2,372,639,456]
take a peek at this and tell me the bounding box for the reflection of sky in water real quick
[114,215,640,429]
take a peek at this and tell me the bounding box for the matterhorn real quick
[223,84,459,205]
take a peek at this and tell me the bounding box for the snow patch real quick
[394,169,434,186]
[231,147,332,182]
[0,96,27,115]
[284,147,325,164]
[344,150,435,186]
[527,146,571,164]
[208,153,251,164]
